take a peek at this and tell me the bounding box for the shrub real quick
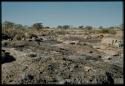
[2,28,26,41]
[99,29,109,33]
[97,29,116,34]
[13,32,25,40]
[32,23,43,30]
[2,28,17,40]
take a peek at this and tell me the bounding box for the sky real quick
[2,2,123,27]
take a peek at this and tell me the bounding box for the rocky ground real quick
[1,29,123,84]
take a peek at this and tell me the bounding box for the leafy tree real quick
[32,23,43,30]
[63,25,70,29]
[78,26,84,29]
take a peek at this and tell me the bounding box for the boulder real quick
[2,50,16,64]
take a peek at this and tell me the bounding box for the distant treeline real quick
[2,21,123,30]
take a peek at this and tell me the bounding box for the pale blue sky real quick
[2,2,123,27]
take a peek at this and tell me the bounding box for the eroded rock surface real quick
[2,29,123,84]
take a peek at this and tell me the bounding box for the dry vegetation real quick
[2,21,123,84]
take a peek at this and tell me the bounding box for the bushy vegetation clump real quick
[96,29,116,34]
[2,21,121,42]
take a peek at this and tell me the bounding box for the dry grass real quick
[2,27,117,42]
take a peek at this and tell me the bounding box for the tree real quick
[32,23,43,30]
[78,26,84,29]
[2,21,15,29]
[99,26,103,29]
[14,24,24,29]
[85,26,93,30]
[57,25,63,29]
[63,25,70,29]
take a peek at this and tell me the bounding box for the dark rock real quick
[2,33,12,40]
[96,75,108,84]
[106,72,114,84]
[108,57,112,60]
[2,41,9,47]
[109,65,123,78]
[70,42,75,45]
[97,55,102,58]
[2,51,16,64]
[83,43,87,45]
[28,53,37,57]
[21,73,34,81]
[42,34,46,36]
[113,54,119,56]
[48,64,54,71]
[2,49,5,52]
[29,34,38,39]
[89,51,93,53]
[74,65,79,68]
[62,58,66,61]
[64,79,72,84]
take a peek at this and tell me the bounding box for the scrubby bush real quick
[85,26,93,30]
[54,29,70,35]
[100,29,109,33]
[62,25,70,29]
[2,21,15,29]
[78,26,84,29]
[97,29,116,34]
[2,28,17,40]
[32,23,43,30]
[2,28,26,41]
[13,32,25,40]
